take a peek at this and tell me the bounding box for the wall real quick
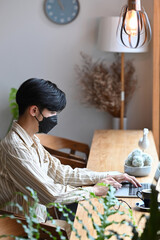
[0,0,153,145]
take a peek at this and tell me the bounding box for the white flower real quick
[125,148,153,168]
[125,153,133,166]
[132,156,144,167]
[142,153,152,166]
[132,149,142,157]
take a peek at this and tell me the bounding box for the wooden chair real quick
[36,133,90,169]
[0,210,70,240]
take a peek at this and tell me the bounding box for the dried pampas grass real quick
[75,52,137,117]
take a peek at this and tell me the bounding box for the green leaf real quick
[8,88,18,120]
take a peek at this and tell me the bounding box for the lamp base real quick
[112,117,127,130]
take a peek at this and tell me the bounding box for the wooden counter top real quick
[70,130,159,240]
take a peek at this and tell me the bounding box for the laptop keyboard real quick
[129,183,151,196]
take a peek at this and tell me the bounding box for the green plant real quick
[137,185,160,240]
[9,88,18,120]
[0,185,135,240]
[7,88,18,133]
[0,185,160,240]
[50,184,135,240]
[56,184,160,240]
[0,187,69,240]
[76,186,134,240]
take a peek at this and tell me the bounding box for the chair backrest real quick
[0,214,25,239]
[0,210,68,240]
[45,148,87,168]
[36,133,90,162]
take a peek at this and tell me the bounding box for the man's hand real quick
[93,173,141,196]
[93,175,122,196]
[111,173,141,188]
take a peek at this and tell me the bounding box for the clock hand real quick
[57,0,64,11]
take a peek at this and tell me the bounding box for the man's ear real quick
[29,105,39,117]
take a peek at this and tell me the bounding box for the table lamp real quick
[97,16,148,129]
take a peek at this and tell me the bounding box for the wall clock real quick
[44,0,80,25]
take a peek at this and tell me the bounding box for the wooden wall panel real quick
[153,0,160,156]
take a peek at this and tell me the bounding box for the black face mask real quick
[35,113,58,134]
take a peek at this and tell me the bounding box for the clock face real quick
[44,0,80,25]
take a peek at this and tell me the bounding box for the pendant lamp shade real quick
[117,0,152,48]
[97,17,148,53]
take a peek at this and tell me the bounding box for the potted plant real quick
[75,52,137,129]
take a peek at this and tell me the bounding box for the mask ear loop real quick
[40,112,45,118]
[34,115,40,123]
[35,109,44,123]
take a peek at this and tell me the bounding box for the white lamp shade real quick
[97,16,148,53]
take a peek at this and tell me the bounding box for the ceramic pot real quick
[112,117,127,130]
[124,164,151,177]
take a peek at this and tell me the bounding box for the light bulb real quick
[125,10,139,36]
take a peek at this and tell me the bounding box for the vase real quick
[112,117,127,130]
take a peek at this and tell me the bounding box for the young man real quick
[0,78,140,223]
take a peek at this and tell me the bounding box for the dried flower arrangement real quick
[75,52,137,117]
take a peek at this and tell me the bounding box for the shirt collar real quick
[11,121,37,147]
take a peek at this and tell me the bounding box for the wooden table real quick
[70,130,159,240]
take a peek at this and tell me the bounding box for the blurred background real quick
[0,0,153,145]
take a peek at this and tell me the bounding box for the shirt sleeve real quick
[46,149,110,186]
[3,143,96,206]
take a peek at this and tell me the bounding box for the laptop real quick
[115,182,151,198]
[114,165,160,198]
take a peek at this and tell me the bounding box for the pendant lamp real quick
[117,0,152,48]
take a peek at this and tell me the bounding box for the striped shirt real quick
[0,122,110,222]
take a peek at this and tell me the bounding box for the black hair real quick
[16,78,66,115]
